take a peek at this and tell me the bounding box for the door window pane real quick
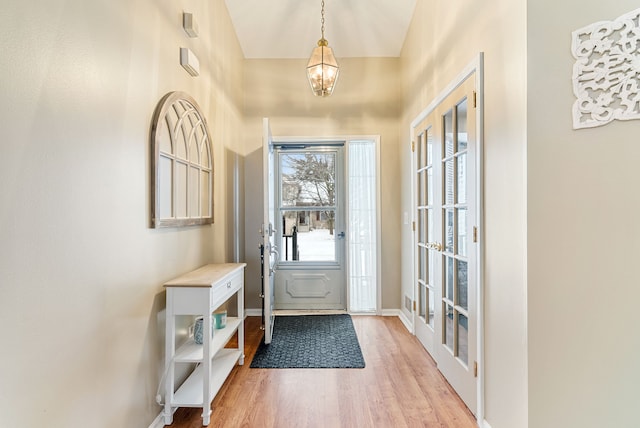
[427,127,433,166]
[427,168,434,206]
[444,159,454,205]
[457,98,468,151]
[445,256,454,301]
[457,208,467,257]
[444,109,454,157]
[457,260,468,310]
[445,209,454,252]
[457,312,468,364]
[444,303,454,351]
[280,153,336,207]
[419,283,427,319]
[280,210,335,261]
[457,153,467,204]
[428,287,435,327]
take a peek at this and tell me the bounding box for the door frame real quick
[410,53,485,424]
[271,134,382,315]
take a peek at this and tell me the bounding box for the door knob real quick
[427,242,442,251]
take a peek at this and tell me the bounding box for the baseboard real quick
[245,308,262,317]
[382,308,412,332]
[148,412,165,428]
[482,420,492,428]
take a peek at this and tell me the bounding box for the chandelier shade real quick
[306,1,339,97]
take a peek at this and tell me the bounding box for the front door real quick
[273,143,346,310]
[413,74,478,414]
[261,118,276,343]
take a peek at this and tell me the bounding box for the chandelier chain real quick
[321,0,325,39]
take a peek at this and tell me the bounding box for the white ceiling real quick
[224,0,417,59]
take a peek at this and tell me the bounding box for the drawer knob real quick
[226,281,232,289]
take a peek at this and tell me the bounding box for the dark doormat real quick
[250,314,365,369]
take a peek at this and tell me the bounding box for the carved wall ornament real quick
[571,8,640,129]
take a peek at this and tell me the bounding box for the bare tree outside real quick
[283,153,336,235]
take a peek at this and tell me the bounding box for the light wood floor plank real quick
[166,316,476,428]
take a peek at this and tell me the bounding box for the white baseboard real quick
[382,308,412,332]
[245,308,262,317]
[148,412,165,428]
[482,420,492,428]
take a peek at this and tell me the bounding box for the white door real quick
[273,143,346,310]
[413,74,478,413]
[262,118,276,343]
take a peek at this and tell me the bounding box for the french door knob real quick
[427,242,442,251]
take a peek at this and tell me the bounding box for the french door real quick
[413,74,478,413]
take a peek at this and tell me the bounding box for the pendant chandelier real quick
[306,0,339,97]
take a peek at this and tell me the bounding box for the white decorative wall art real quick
[571,8,640,129]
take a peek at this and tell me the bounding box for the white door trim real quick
[410,52,485,425]
[271,134,382,315]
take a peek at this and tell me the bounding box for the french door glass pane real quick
[457,260,468,310]
[427,168,434,205]
[418,170,426,206]
[445,159,454,205]
[457,208,467,257]
[457,98,468,151]
[446,256,454,301]
[419,284,427,319]
[428,287,435,327]
[418,246,427,280]
[457,153,467,204]
[445,209,454,252]
[444,109,454,156]
[445,303,454,350]
[457,312,469,364]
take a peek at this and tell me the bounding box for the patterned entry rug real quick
[250,314,365,369]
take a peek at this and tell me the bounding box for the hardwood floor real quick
[166,316,477,428]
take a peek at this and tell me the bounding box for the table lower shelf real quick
[171,348,242,407]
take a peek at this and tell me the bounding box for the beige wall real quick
[527,2,640,427]
[0,0,244,427]
[242,57,402,311]
[400,0,528,427]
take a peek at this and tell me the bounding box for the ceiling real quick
[224,0,417,59]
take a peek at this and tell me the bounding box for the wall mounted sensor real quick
[180,47,200,77]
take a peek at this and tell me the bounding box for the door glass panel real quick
[418,133,426,169]
[427,168,434,206]
[428,248,436,285]
[419,171,426,206]
[418,246,427,280]
[280,210,335,261]
[457,154,467,204]
[444,303,454,351]
[445,256,454,301]
[280,153,336,208]
[457,99,468,151]
[445,208,454,252]
[457,312,468,364]
[457,208,467,257]
[428,287,435,327]
[419,284,427,319]
[457,260,468,310]
[427,208,434,243]
[445,159,454,205]
[427,127,433,166]
[444,109,454,156]
[418,209,427,243]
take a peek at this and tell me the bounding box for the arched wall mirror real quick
[150,92,214,228]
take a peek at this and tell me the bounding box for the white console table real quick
[163,263,246,426]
